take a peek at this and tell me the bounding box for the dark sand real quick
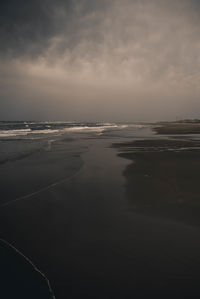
[114,138,200,226]
[2,130,200,298]
[154,122,200,134]
[0,239,55,298]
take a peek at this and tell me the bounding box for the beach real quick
[1,122,200,298]
[114,137,200,225]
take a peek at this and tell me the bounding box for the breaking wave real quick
[0,121,147,138]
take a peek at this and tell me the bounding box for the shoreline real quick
[0,238,55,299]
[114,137,200,227]
[154,121,200,134]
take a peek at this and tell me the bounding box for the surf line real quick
[0,238,56,299]
[0,164,84,209]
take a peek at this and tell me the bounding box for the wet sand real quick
[114,138,200,226]
[0,239,55,298]
[1,131,200,298]
[154,122,200,134]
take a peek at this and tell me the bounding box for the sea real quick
[0,120,151,207]
[0,120,150,164]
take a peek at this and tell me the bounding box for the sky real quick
[0,0,200,121]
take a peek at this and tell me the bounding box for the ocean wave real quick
[0,129,61,138]
[0,122,149,138]
[0,129,31,137]
[64,125,118,133]
[128,124,148,129]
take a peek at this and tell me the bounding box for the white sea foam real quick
[64,124,119,133]
[0,128,60,137]
[0,129,31,137]
[125,124,148,129]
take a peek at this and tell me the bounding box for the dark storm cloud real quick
[1,0,200,66]
[0,0,109,58]
[0,0,57,57]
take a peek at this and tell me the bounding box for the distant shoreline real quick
[154,121,200,134]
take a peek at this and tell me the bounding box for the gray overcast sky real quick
[0,0,200,121]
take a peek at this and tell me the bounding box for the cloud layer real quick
[1,0,200,121]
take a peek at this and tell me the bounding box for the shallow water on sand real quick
[1,125,200,298]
